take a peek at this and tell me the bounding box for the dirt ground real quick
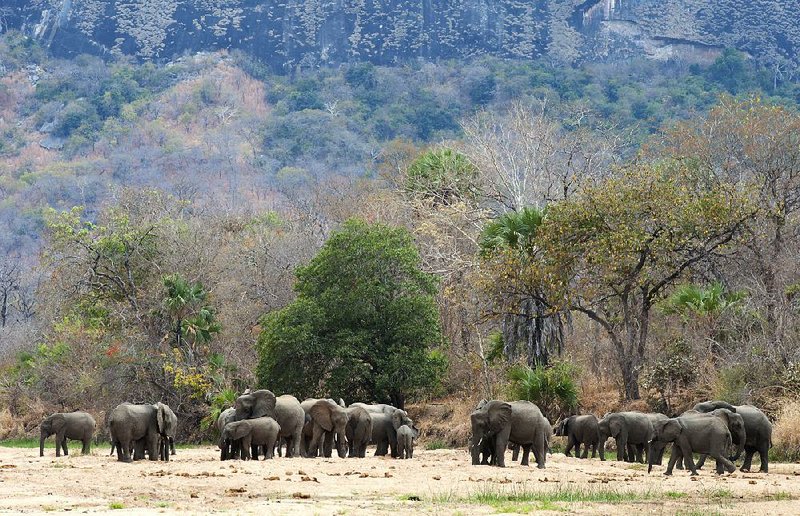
[1,445,799,515]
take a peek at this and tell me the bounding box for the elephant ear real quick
[391,410,410,430]
[251,390,277,418]
[231,422,251,440]
[310,400,335,432]
[50,414,67,432]
[486,401,512,435]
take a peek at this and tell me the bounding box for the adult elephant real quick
[40,412,95,457]
[648,416,736,476]
[693,400,772,472]
[645,413,669,465]
[470,400,551,468]
[108,403,173,462]
[371,409,414,458]
[274,395,305,458]
[597,412,654,463]
[554,414,599,459]
[674,409,746,472]
[345,406,373,458]
[234,390,277,421]
[159,404,178,461]
[301,398,348,458]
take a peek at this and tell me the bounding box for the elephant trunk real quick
[647,441,657,473]
[730,430,745,462]
[471,433,481,465]
[336,430,348,458]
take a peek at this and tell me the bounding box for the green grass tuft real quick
[425,439,447,451]
[108,502,124,510]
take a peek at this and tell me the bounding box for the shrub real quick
[508,362,578,420]
[772,400,800,463]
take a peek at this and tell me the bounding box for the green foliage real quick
[508,362,578,419]
[641,340,697,413]
[479,207,546,257]
[257,219,447,405]
[708,49,755,94]
[404,148,477,204]
[200,387,238,432]
[661,283,746,318]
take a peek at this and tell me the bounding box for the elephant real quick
[554,414,599,459]
[645,413,669,465]
[396,424,419,459]
[345,406,373,458]
[108,402,174,462]
[40,412,95,457]
[274,395,305,458]
[597,412,654,463]
[158,404,178,461]
[219,417,281,460]
[300,398,348,458]
[693,400,772,472]
[217,407,241,460]
[234,389,277,421]
[470,400,551,468]
[673,409,746,471]
[648,416,736,476]
[371,409,415,458]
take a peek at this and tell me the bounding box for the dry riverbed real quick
[0,446,798,514]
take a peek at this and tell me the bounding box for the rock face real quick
[3,0,798,68]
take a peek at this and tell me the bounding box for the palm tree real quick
[162,274,218,361]
[480,207,564,367]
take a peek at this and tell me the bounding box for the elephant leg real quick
[564,436,573,457]
[616,436,627,462]
[636,444,644,463]
[664,444,678,476]
[511,443,520,462]
[696,454,707,470]
[591,443,597,459]
[54,432,64,457]
[741,447,755,472]
[581,443,589,459]
[322,432,334,458]
[758,443,769,473]
[625,443,636,463]
[712,451,736,474]
[520,444,531,466]
[677,437,698,475]
[494,437,507,468]
[82,438,90,455]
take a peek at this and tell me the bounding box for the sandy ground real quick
[1,445,799,515]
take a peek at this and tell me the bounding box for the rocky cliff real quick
[3,0,798,69]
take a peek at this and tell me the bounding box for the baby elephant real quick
[555,414,599,459]
[220,417,280,460]
[396,424,419,459]
[40,412,96,457]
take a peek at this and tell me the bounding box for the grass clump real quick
[108,502,124,510]
[772,400,800,462]
[425,439,447,451]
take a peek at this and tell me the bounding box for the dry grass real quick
[407,395,478,448]
[772,399,800,462]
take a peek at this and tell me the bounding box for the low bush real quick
[772,400,800,462]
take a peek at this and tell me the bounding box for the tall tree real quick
[257,219,447,408]
[482,161,752,399]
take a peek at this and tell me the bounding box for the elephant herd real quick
[215,390,419,461]
[37,395,773,476]
[470,398,773,475]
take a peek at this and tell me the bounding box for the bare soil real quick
[1,445,799,514]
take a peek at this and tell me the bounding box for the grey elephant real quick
[301,398,348,458]
[108,402,174,462]
[693,400,772,472]
[648,416,736,475]
[234,389,277,421]
[40,412,96,457]
[274,395,305,458]
[220,417,280,460]
[345,406,373,458]
[470,400,551,468]
[397,424,419,459]
[644,413,669,464]
[555,414,599,459]
[371,409,414,458]
[673,408,746,472]
[597,412,654,463]
[217,407,242,460]
[158,404,178,461]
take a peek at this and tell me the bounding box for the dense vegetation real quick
[2,28,800,449]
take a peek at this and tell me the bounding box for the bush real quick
[508,362,578,420]
[772,400,800,463]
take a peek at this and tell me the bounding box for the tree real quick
[162,274,220,363]
[479,207,564,367]
[482,161,753,399]
[256,219,447,408]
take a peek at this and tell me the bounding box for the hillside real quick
[4,1,799,70]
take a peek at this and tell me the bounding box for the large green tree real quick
[481,161,753,399]
[256,219,447,408]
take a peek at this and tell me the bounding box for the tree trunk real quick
[390,393,405,411]
[502,298,563,368]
